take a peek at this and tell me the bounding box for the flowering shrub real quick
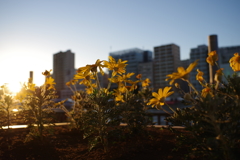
[15,70,57,141]
[0,85,17,129]
[7,48,240,158]
[160,51,240,160]
[63,56,152,152]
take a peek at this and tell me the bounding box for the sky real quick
[0,0,240,93]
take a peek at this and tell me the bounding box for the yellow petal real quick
[152,92,159,99]
[158,88,163,98]
[166,91,174,97]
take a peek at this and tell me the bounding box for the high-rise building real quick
[219,45,240,80]
[138,61,154,89]
[97,72,109,88]
[109,48,152,78]
[53,50,76,98]
[189,39,240,90]
[189,45,209,91]
[109,48,153,89]
[153,44,181,91]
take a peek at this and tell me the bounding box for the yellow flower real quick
[74,72,95,86]
[125,86,132,91]
[65,81,71,87]
[15,88,28,102]
[66,79,78,86]
[79,59,105,75]
[113,89,125,102]
[45,77,56,90]
[196,69,204,82]
[206,51,218,66]
[85,83,97,94]
[147,87,174,108]
[0,85,5,89]
[166,60,198,85]
[126,80,139,91]
[110,73,135,85]
[104,56,128,76]
[42,69,52,76]
[117,83,128,93]
[136,74,142,79]
[229,53,240,72]
[28,82,36,92]
[214,68,224,83]
[115,94,124,102]
[174,83,180,89]
[201,87,213,98]
[142,78,150,87]
[100,88,109,94]
[118,85,126,93]
[110,76,121,83]
[85,87,94,94]
[121,73,135,80]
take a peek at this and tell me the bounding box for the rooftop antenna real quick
[29,71,33,83]
[208,35,218,84]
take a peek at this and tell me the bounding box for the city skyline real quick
[1,0,240,92]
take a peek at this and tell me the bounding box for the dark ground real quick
[0,126,195,160]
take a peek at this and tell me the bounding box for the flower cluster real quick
[67,56,151,102]
[147,51,240,111]
[162,51,240,160]
[229,53,240,71]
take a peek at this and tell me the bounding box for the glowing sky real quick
[0,0,240,93]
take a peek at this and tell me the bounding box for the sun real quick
[6,82,22,95]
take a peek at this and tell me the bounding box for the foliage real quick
[8,49,240,159]
[0,85,16,129]
[81,89,117,152]
[15,71,57,141]
[117,89,153,135]
[64,57,153,152]
[164,52,240,160]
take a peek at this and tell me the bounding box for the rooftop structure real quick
[189,45,209,91]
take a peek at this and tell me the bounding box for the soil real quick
[0,126,194,160]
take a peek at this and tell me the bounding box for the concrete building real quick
[97,72,109,88]
[109,48,153,89]
[153,44,181,91]
[189,43,240,90]
[138,61,154,89]
[52,50,76,98]
[219,45,240,81]
[189,45,209,91]
[109,48,152,78]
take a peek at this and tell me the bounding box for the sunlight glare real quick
[7,82,22,95]
[12,109,19,112]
